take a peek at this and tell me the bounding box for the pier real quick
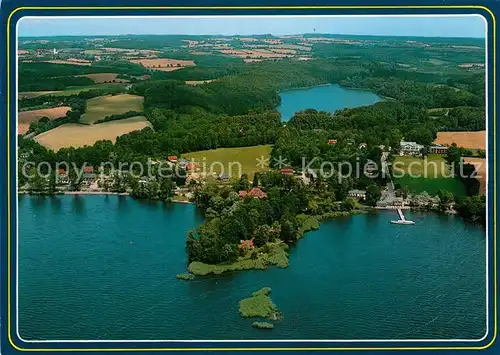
[391,208,415,225]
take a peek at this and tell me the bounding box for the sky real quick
[18,15,486,38]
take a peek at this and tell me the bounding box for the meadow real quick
[182,145,272,179]
[80,94,143,124]
[392,154,466,196]
[34,116,151,150]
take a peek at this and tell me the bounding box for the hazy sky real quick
[18,15,486,38]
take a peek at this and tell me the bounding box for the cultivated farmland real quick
[130,58,196,71]
[80,94,144,124]
[82,73,129,84]
[435,131,486,150]
[34,116,151,150]
[18,106,71,134]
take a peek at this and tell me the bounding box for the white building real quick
[400,141,424,156]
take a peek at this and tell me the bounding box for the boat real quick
[391,219,415,225]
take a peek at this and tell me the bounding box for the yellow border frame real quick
[6,5,497,352]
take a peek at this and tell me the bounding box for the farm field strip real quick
[435,131,486,150]
[34,116,152,151]
[80,94,144,125]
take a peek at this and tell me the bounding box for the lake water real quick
[277,84,382,121]
[18,195,486,341]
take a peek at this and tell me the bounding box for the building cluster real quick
[399,141,448,156]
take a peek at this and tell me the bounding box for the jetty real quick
[391,208,415,225]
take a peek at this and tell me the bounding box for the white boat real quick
[391,219,415,225]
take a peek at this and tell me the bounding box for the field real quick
[183,145,272,180]
[393,155,451,178]
[18,106,71,134]
[81,73,129,84]
[19,83,127,99]
[185,80,214,86]
[392,154,466,196]
[463,157,487,195]
[45,59,91,66]
[80,94,144,124]
[130,58,195,71]
[393,176,466,196]
[435,131,486,150]
[34,116,151,150]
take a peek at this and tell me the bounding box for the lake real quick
[18,195,486,341]
[277,84,382,121]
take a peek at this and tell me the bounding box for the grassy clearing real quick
[80,94,144,124]
[393,154,451,178]
[394,176,466,196]
[183,145,272,180]
[392,154,467,196]
[238,287,282,320]
[34,116,151,151]
[188,241,289,276]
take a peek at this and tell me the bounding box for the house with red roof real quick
[83,166,94,174]
[239,187,267,199]
[167,156,178,162]
[238,238,255,249]
[328,139,337,145]
[280,168,294,176]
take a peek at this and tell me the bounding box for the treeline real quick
[19,88,125,110]
[19,61,146,91]
[340,75,483,108]
[20,76,95,92]
[287,102,435,147]
[435,107,486,131]
[94,111,143,124]
[115,109,281,159]
[27,98,87,136]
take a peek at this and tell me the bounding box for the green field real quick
[183,145,272,180]
[19,83,127,98]
[80,94,144,124]
[393,154,465,196]
[393,176,466,196]
[393,154,451,178]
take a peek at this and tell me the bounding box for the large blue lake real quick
[277,84,382,121]
[18,195,486,340]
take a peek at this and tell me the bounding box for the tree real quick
[253,173,260,187]
[254,224,271,247]
[159,178,174,201]
[365,184,381,206]
[437,189,454,212]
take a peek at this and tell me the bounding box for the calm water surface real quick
[18,195,486,340]
[277,84,382,121]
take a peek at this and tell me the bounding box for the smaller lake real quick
[277,84,382,121]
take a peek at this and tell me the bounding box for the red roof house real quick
[238,238,255,249]
[328,139,337,145]
[281,168,294,176]
[167,155,178,162]
[239,188,267,199]
[83,166,94,173]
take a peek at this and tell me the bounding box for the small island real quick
[238,287,282,322]
[252,321,274,330]
[176,273,195,281]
